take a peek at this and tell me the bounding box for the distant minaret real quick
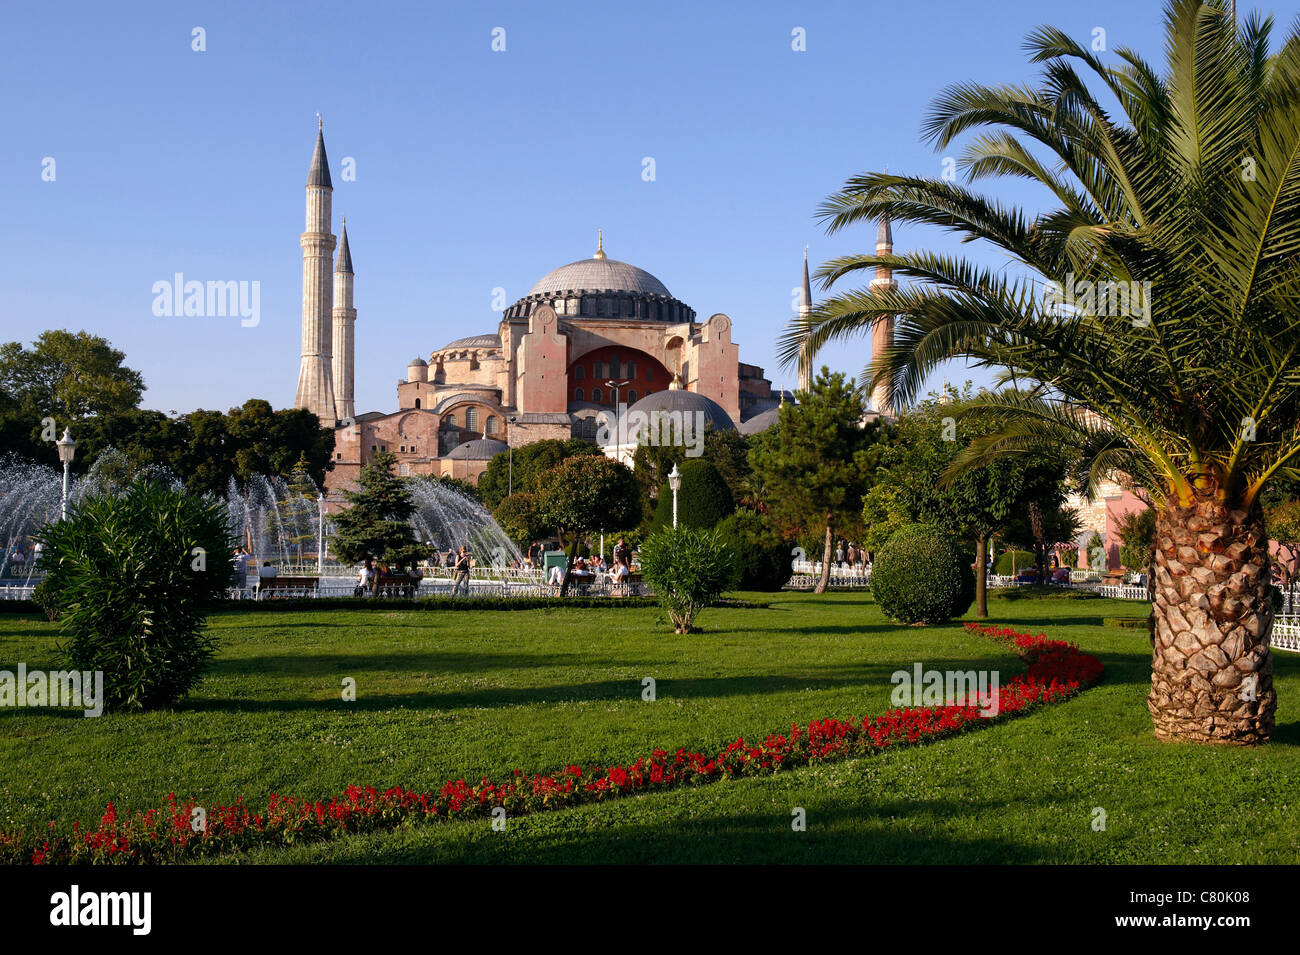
[332,218,356,421]
[869,217,897,414]
[798,246,813,393]
[294,116,338,425]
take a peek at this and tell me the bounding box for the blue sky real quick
[5,0,1296,416]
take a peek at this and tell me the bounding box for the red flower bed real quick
[1,625,1101,865]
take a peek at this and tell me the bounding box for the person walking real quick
[452,545,472,597]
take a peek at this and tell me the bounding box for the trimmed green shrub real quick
[989,585,1100,601]
[638,526,739,633]
[651,459,734,531]
[870,524,973,624]
[36,480,236,712]
[30,578,59,622]
[715,509,791,591]
[993,549,1038,576]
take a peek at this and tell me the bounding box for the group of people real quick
[4,541,40,576]
[832,541,871,570]
[355,557,425,597]
[545,537,635,592]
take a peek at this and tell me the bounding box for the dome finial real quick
[594,229,606,260]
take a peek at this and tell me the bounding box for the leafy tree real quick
[535,456,641,596]
[494,492,547,549]
[477,438,599,509]
[36,481,235,711]
[630,429,750,531]
[782,1,1292,743]
[747,368,881,593]
[1264,498,1300,588]
[860,389,1072,615]
[638,526,739,633]
[650,459,734,531]
[331,452,425,569]
[716,509,793,590]
[1115,506,1157,573]
[0,330,144,450]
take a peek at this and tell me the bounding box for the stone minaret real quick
[332,218,356,421]
[798,247,813,393]
[294,117,338,425]
[869,217,897,414]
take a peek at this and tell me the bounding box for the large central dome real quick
[528,257,671,297]
[504,235,695,325]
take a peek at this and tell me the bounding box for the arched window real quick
[574,387,584,401]
[486,416,497,434]
[445,414,456,428]
[592,387,602,403]
[574,366,585,380]
[466,408,479,433]
[645,366,653,381]
[414,398,421,409]
[627,361,636,378]
[628,390,637,403]
[609,355,620,376]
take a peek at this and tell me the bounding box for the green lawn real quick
[1,592,1297,864]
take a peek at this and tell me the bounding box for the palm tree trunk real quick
[1148,489,1276,744]
[815,523,833,594]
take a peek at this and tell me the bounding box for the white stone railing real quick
[787,561,871,589]
[1272,617,1300,653]
[1097,584,1150,600]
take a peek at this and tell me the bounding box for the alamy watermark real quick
[1043,273,1153,327]
[890,662,1000,717]
[595,402,706,457]
[0,664,103,717]
[152,273,260,327]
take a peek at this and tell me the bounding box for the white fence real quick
[788,560,871,589]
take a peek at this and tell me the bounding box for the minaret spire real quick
[294,117,338,424]
[594,229,606,260]
[332,218,356,421]
[798,246,814,393]
[869,214,897,416]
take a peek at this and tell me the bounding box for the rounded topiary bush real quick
[870,524,974,624]
[36,480,236,712]
[651,459,734,531]
[993,548,1037,576]
[715,509,791,591]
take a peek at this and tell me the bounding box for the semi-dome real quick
[444,438,510,460]
[528,257,671,298]
[626,389,735,432]
[436,334,501,352]
[738,407,779,435]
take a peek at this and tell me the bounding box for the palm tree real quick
[780,0,1300,744]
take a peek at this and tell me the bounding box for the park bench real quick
[371,572,421,599]
[255,576,318,599]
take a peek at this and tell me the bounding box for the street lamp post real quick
[668,463,682,529]
[56,428,77,521]
[606,379,631,450]
[317,492,326,576]
[508,415,518,496]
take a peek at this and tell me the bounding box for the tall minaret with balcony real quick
[869,217,897,414]
[332,218,356,421]
[294,116,338,424]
